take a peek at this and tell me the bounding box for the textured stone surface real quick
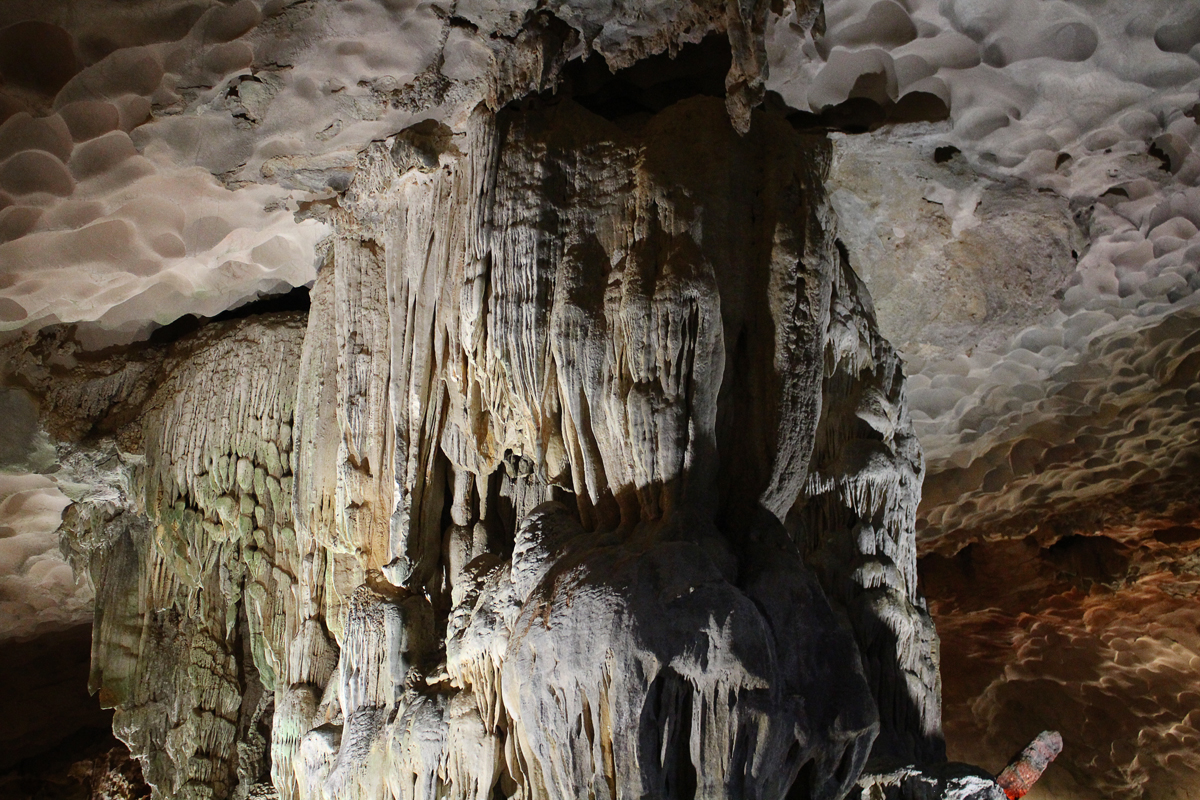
[0,737,151,800]
[924,506,1200,800]
[4,0,1200,798]
[13,81,941,800]
[40,314,308,800]
[268,89,932,800]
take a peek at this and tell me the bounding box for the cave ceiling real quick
[2,0,1200,798]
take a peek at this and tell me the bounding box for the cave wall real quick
[2,0,1200,799]
[34,88,947,800]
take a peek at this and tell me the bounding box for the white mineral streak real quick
[332,239,395,572]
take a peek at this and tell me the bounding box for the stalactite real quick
[46,16,980,800]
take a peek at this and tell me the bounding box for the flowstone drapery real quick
[6,0,1200,795]
[48,91,951,800]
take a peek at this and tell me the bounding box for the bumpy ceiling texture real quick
[2,0,1200,798]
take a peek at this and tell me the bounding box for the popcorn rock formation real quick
[2,0,1200,798]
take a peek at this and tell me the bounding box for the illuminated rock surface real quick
[1,0,1199,798]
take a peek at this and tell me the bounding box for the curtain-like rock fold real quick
[58,91,949,800]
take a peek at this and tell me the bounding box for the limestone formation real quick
[6,0,1200,798]
[26,60,943,800]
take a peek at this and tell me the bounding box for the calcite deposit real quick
[25,83,947,798]
[3,0,1200,798]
